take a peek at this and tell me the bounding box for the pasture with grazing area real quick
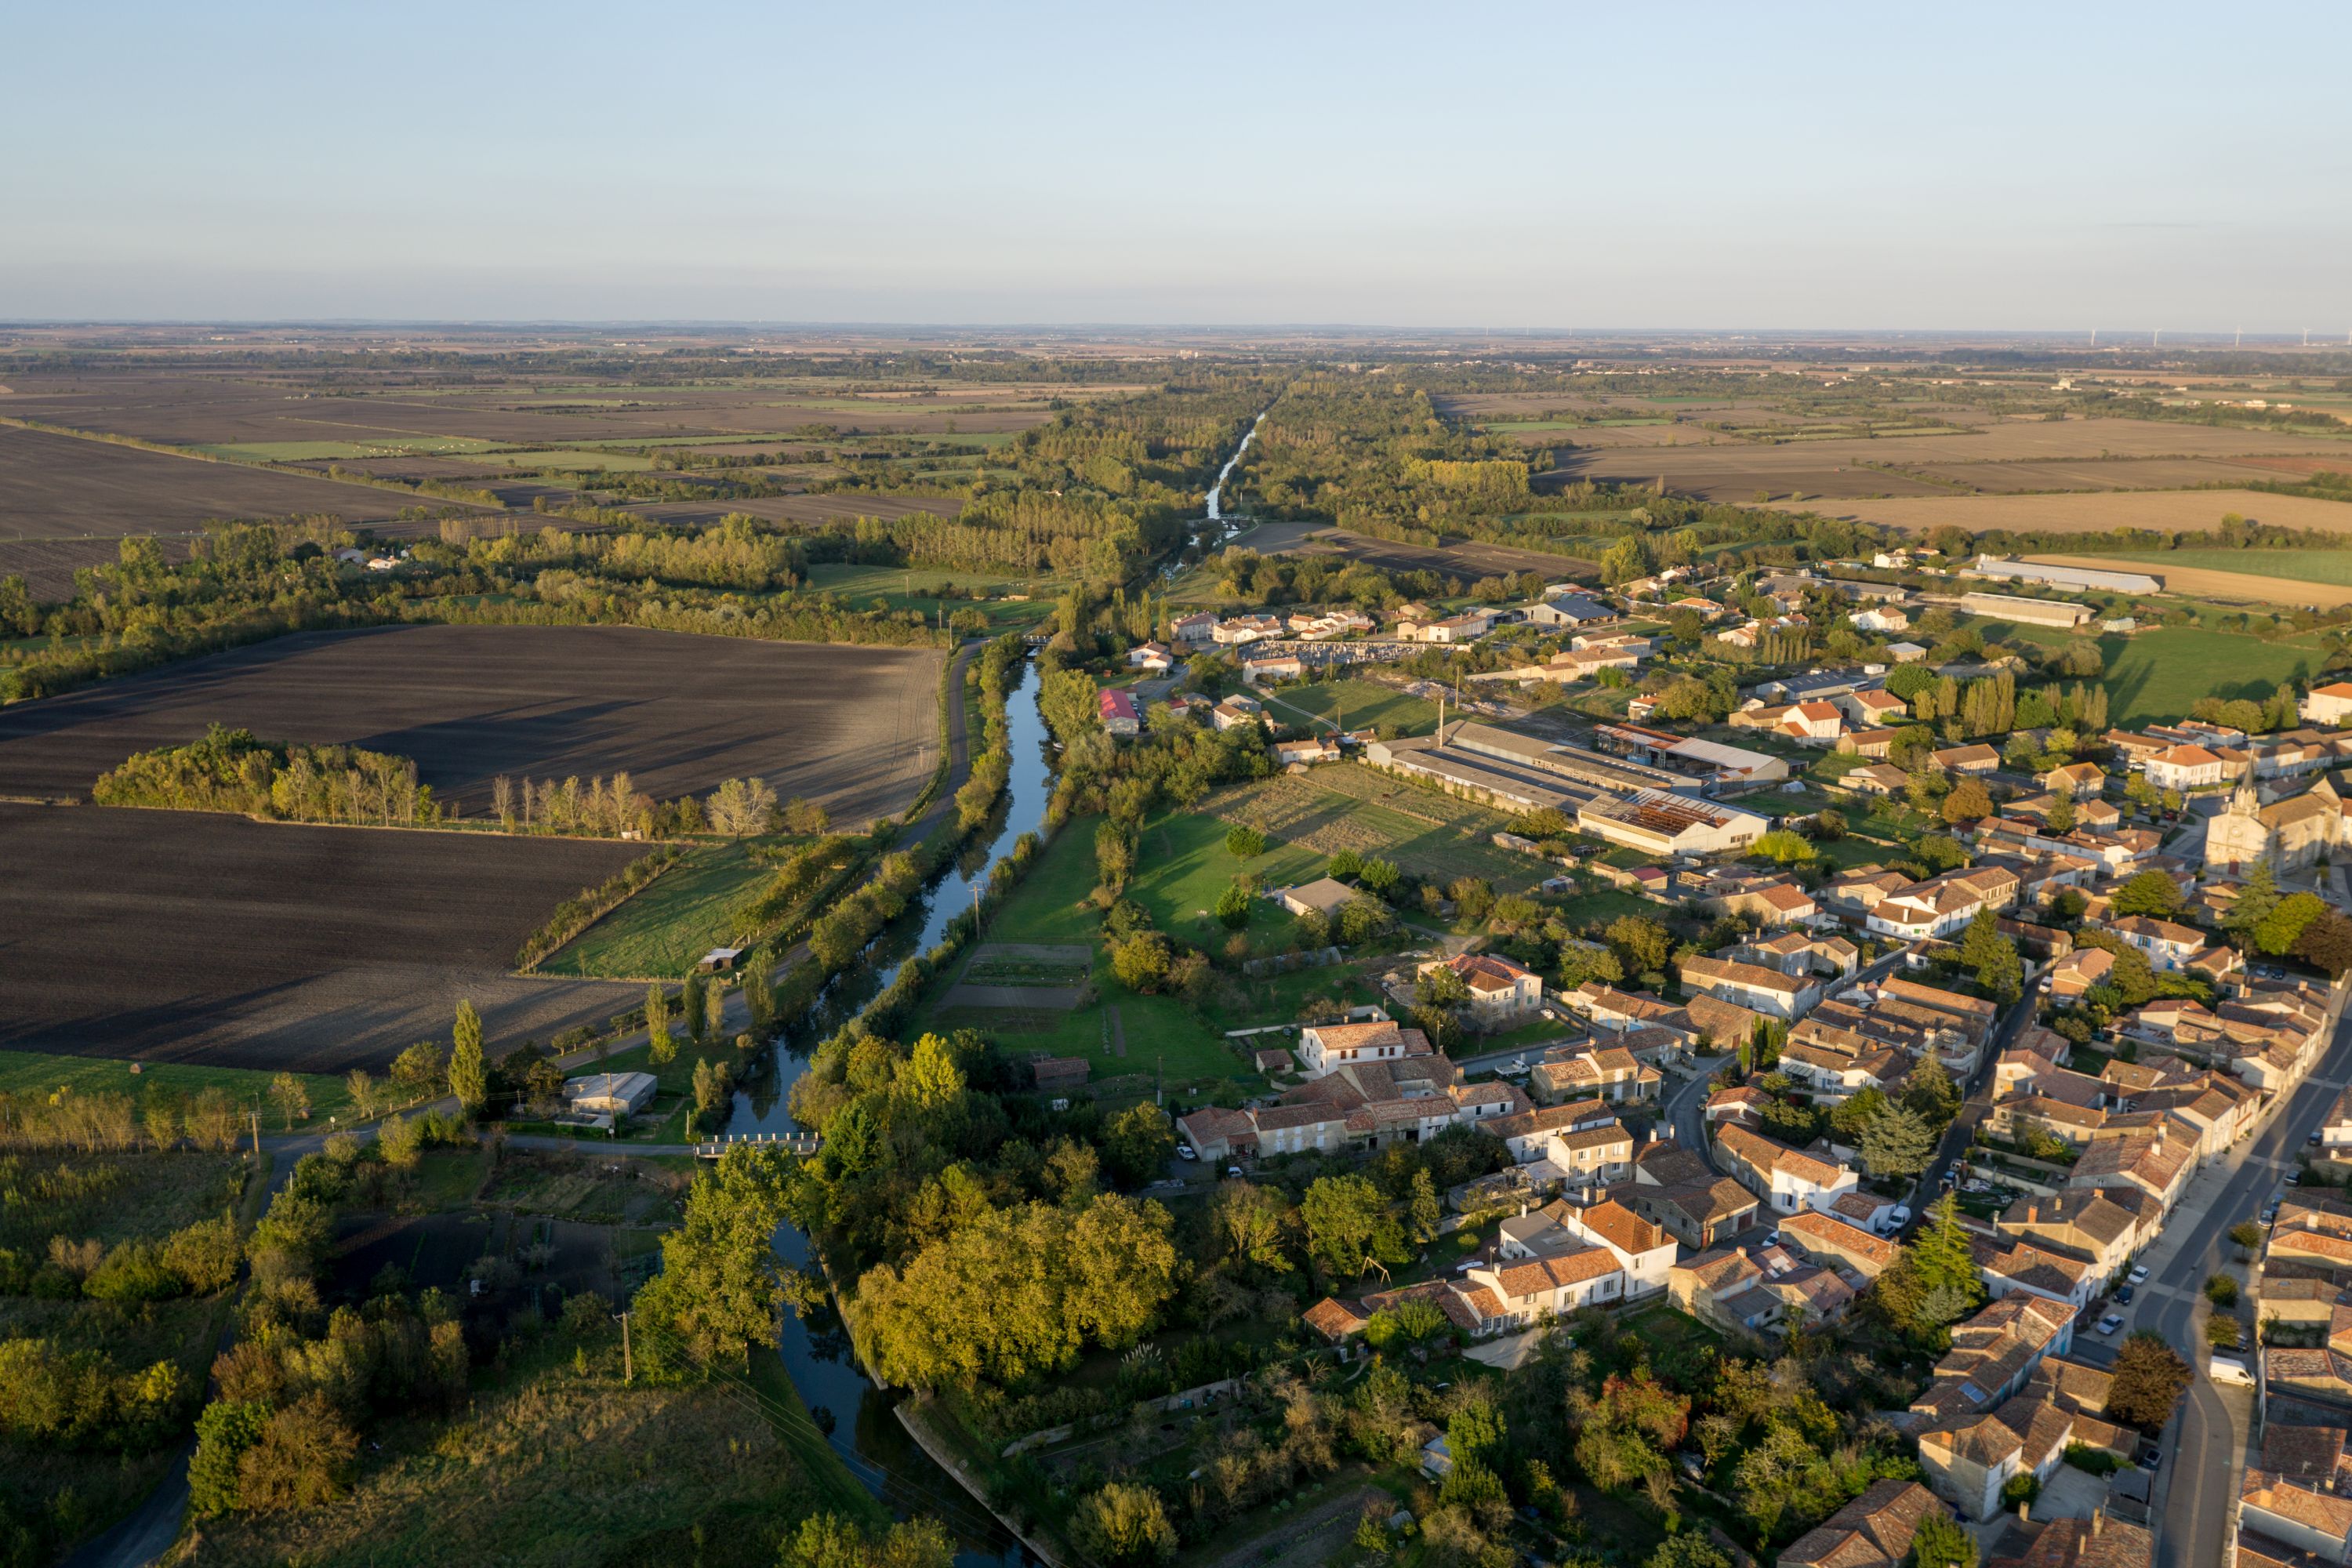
[0,624,945,824]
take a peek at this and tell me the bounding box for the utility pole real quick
[249,1105,261,1158]
[618,1311,633,1384]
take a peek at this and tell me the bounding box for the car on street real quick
[1887,1204,1912,1229]
[2128,1265,2150,1284]
[2096,1314,2125,1336]
[2116,1284,2135,1304]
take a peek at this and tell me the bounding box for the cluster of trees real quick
[0,1213,240,1303]
[185,1129,490,1520]
[806,851,925,971]
[0,515,952,706]
[93,724,437,826]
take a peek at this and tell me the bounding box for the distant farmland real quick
[0,803,641,1072]
[0,624,946,825]
[0,424,470,597]
[1772,488,2352,537]
[2023,551,2352,609]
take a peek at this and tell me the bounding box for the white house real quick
[2303,682,2352,727]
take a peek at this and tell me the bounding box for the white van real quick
[2210,1356,2255,1387]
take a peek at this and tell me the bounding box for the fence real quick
[1241,945,1345,978]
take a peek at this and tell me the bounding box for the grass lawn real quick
[1962,615,2327,727]
[538,839,779,980]
[1207,765,1552,891]
[1551,888,1661,927]
[1259,679,1443,736]
[0,1050,354,1120]
[925,826,1264,1091]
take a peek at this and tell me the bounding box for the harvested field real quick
[0,424,467,597]
[1290,529,1591,579]
[2023,553,2352,609]
[0,624,945,824]
[1544,417,2352,503]
[1911,457,2301,492]
[1772,488,2352,537]
[0,802,641,1071]
[0,370,1070,449]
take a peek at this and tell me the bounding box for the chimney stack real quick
[2017,1501,2030,1524]
[2028,1202,2038,1223]
[2091,1508,2103,1537]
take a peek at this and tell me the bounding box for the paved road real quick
[2131,978,2352,1568]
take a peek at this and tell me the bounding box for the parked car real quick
[1887,1204,1913,1229]
[1177,1145,1198,1161]
[2116,1284,2136,1305]
[2211,1356,2255,1387]
[2128,1265,2150,1284]
[2096,1314,2125,1336]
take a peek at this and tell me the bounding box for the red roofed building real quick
[1098,687,1140,736]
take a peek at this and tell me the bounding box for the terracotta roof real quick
[1718,1123,1847,1188]
[1576,1200,1668,1257]
[1780,1209,1900,1271]
[2242,1468,2352,1542]
[1777,1479,1940,1568]
[1301,1298,1367,1341]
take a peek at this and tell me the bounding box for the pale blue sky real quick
[5,1,2346,328]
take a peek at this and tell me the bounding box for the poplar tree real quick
[647,983,676,1065]
[449,1000,487,1113]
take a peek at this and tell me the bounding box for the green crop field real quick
[194,437,503,462]
[0,1050,353,1120]
[536,840,782,980]
[1254,680,1442,736]
[2097,550,2352,589]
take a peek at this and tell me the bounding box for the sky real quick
[5,1,2347,330]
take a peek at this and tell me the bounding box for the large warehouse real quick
[1970,555,2161,595]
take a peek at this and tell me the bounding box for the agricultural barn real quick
[1578,791,1766,858]
[565,1072,656,1117]
[1970,555,2161,595]
[1956,593,2095,629]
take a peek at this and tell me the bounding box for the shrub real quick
[2205,1274,2241,1308]
[82,1240,180,1303]
[236,1392,359,1512]
[1225,823,1266,858]
[163,1214,243,1294]
[1069,1481,1178,1566]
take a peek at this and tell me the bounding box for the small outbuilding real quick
[564,1071,658,1118]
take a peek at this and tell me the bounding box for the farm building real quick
[1956,593,2095,629]
[1577,791,1766,858]
[564,1072,657,1118]
[1276,877,1361,920]
[1098,688,1141,735]
[1970,555,2161,595]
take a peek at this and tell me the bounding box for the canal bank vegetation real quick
[153,1124,927,1568]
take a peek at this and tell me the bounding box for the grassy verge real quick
[532,839,771,979]
[0,1050,354,1121]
